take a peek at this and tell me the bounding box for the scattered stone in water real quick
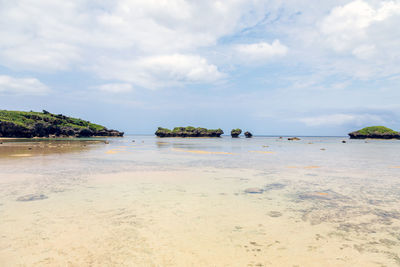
[264,183,286,191]
[244,188,264,194]
[342,140,347,143]
[16,194,48,202]
[268,211,282,217]
[288,137,300,141]
[320,148,326,151]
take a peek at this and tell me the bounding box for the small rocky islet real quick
[231,128,242,138]
[155,127,255,138]
[348,126,400,139]
[3,110,399,141]
[155,127,224,137]
[0,110,124,138]
[244,131,253,138]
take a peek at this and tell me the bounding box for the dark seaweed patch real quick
[297,190,348,201]
[244,188,264,194]
[16,194,48,202]
[268,211,282,217]
[264,183,286,191]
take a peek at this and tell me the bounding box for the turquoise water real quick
[0,136,399,266]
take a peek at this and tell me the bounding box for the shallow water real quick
[0,136,399,266]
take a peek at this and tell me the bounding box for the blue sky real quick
[1,0,400,135]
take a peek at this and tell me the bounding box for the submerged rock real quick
[16,194,48,202]
[268,211,282,217]
[244,131,253,138]
[264,183,286,191]
[349,126,400,139]
[231,128,242,138]
[297,190,347,201]
[244,187,264,194]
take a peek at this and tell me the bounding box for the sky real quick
[1,0,400,135]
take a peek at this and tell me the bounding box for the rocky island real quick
[231,128,242,138]
[155,127,223,137]
[0,110,124,138]
[244,131,253,138]
[348,126,400,139]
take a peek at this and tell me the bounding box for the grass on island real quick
[156,126,223,135]
[354,126,398,135]
[0,110,105,131]
[171,126,223,134]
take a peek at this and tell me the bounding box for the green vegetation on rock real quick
[349,126,400,139]
[231,128,242,138]
[155,126,223,137]
[0,110,124,138]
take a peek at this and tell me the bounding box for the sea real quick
[0,135,399,266]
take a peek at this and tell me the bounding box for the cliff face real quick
[348,126,400,139]
[0,110,124,138]
[155,127,223,137]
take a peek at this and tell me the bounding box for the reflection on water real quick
[0,136,400,266]
[0,139,106,158]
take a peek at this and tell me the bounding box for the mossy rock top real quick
[231,128,242,137]
[0,110,123,138]
[155,126,223,137]
[349,126,400,139]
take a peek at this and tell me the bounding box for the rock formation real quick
[155,126,223,137]
[0,110,124,138]
[348,126,400,139]
[244,131,253,138]
[231,128,242,138]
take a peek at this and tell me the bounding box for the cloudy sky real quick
[1,0,400,135]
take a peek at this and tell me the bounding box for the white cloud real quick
[96,83,133,93]
[1,0,399,91]
[1,42,81,71]
[320,0,400,60]
[94,54,223,88]
[300,113,384,127]
[0,75,50,95]
[234,40,288,63]
[0,0,270,87]
[138,54,223,83]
